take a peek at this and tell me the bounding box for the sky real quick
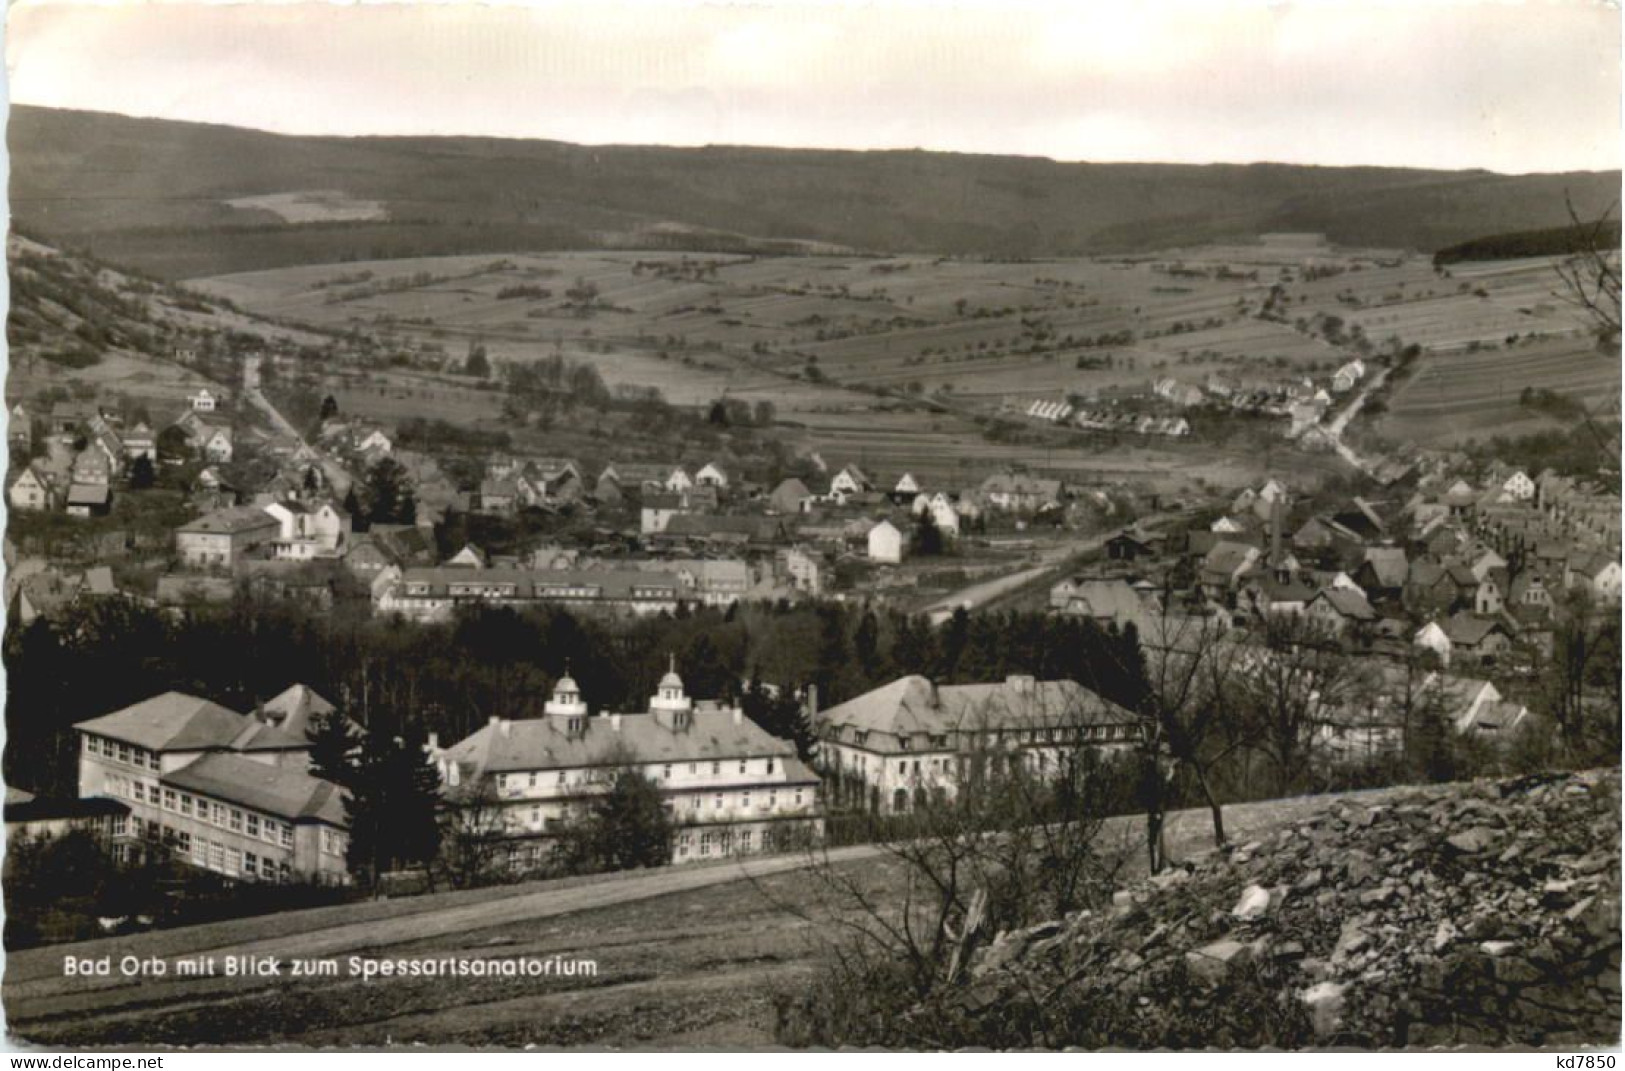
[5,0,1621,173]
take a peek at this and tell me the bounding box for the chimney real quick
[499,718,511,737]
[732,707,743,726]
[427,732,439,751]
[488,715,501,729]
[803,684,819,718]
[611,713,622,732]
[1271,495,1284,571]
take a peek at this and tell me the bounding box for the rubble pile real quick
[921,769,1621,1049]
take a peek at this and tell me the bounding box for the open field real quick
[186,239,1614,488]
[5,787,1422,1049]
[1377,336,1620,445]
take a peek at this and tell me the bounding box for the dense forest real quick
[1432,219,1623,266]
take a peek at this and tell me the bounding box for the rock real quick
[1273,940,1306,960]
[1186,939,1252,986]
[1297,868,1323,893]
[1150,869,1189,891]
[1301,981,1348,1038]
[1333,919,1369,962]
[1480,940,1517,957]
[1233,884,1272,921]
[1360,884,1397,906]
[1432,920,1459,952]
[1447,827,1500,855]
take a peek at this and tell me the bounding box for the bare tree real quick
[1553,195,1621,344]
[1136,611,1251,854]
[434,777,510,890]
[767,690,1134,1044]
[1234,616,1359,794]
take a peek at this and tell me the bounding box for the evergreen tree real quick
[320,394,339,421]
[128,454,156,490]
[853,609,886,685]
[306,709,359,787]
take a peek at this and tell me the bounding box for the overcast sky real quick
[6,0,1620,173]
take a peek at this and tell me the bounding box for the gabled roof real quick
[75,692,306,753]
[445,708,808,776]
[1310,587,1378,621]
[1359,547,1409,588]
[163,753,346,825]
[1442,613,1509,647]
[260,684,340,740]
[178,505,279,535]
[817,675,1135,744]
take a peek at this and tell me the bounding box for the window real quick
[691,796,700,810]
[663,764,673,780]
[699,832,714,857]
[558,771,567,784]
[246,814,261,838]
[738,760,747,774]
[208,841,225,871]
[531,806,542,828]
[769,791,777,810]
[743,792,751,810]
[766,758,775,775]
[280,825,294,848]
[116,744,130,764]
[715,793,724,810]
[175,830,191,854]
[229,809,244,833]
[899,737,911,751]
[214,803,228,826]
[261,857,278,880]
[741,830,752,852]
[712,762,721,775]
[528,772,537,789]
[795,789,804,807]
[163,789,177,812]
[689,763,697,775]
[112,814,128,837]
[179,794,194,817]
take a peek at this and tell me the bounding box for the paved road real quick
[919,512,1182,619]
[243,355,354,496]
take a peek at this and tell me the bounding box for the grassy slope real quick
[10,106,1620,278]
[5,785,1445,1048]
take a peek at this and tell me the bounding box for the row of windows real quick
[673,787,807,812]
[842,723,1137,753]
[496,757,781,795]
[84,735,160,771]
[104,773,294,848]
[128,817,291,882]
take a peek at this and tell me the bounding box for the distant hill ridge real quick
[9,105,1619,278]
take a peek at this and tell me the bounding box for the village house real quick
[74,690,349,882]
[768,477,814,515]
[8,465,55,512]
[867,519,903,564]
[664,466,695,494]
[1051,577,1158,633]
[776,546,823,595]
[9,402,32,450]
[65,483,112,518]
[432,666,822,869]
[1440,612,1517,667]
[175,505,282,569]
[1305,587,1379,637]
[980,472,1064,513]
[639,492,689,535]
[375,566,685,622]
[815,674,1140,815]
[190,388,219,413]
[828,465,873,501]
[264,500,351,560]
[695,461,730,489]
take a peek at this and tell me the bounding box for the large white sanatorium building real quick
[815,674,1142,814]
[432,663,823,869]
